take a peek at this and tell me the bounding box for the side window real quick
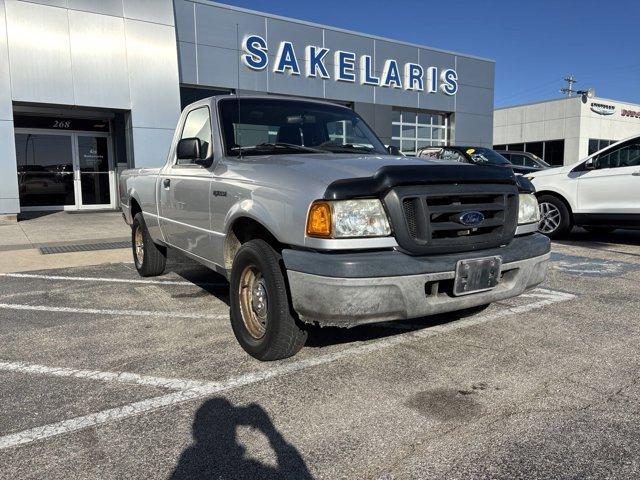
[441,149,466,162]
[521,156,539,168]
[178,107,212,164]
[595,143,640,169]
[509,154,525,166]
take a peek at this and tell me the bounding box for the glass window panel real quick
[417,139,430,149]
[401,139,416,153]
[402,125,416,137]
[417,126,430,139]
[432,128,446,142]
[588,139,599,155]
[544,140,564,166]
[14,133,75,207]
[493,144,507,151]
[392,110,401,123]
[508,143,525,152]
[401,111,416,124]
[432,114,445,126]
[390,138,400,148]
[417,113,431,125]
[392,124,400,138]
[181,107,212,162]
[525,141,543,158]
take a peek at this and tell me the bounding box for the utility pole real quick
[560,75,577,97]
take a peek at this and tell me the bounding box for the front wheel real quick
[229,239,308,361]
[537,195,573,239]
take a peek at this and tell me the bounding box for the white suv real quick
[526,135,640,238]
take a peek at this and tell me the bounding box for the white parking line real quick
[0,288,575,451]
[0,361,217,391]
[0,303,226,320]
[0,272,227,287]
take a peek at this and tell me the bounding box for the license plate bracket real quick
[453,256,502,296]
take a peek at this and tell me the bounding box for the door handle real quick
[163,178,171,189]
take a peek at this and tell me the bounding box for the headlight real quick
[306,199,391,238]
[518,193,540,224]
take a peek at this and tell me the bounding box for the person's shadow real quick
[170,398,314,480]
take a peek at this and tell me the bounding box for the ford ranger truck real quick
[120,96,549,361]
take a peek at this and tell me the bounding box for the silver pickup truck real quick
[120,95,549,361]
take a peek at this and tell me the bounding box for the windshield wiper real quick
[317,143,376,154]
[255,143,324,153]
[229,143,323,155]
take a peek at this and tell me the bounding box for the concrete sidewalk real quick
[0,211,132,272]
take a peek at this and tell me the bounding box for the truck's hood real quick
[223,153,514,197]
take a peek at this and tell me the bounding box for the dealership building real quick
[0,0,495,219]
[493,96,640,166]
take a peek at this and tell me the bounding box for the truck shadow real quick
[304,309,476,348]
[170,397,314,480]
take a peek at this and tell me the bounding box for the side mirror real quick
[177,137,201,161]
[387,145,401,156]
[584,158,596,170]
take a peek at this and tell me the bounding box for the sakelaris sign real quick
[241,35,459,95]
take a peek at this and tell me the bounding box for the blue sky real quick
[221,0,640,107]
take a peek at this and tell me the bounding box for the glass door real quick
[76,135,113,208]
[15,130,115,211]
[15,133,76,208]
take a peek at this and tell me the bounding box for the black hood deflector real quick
[323,164,522,200]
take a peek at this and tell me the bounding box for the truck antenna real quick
[235,23,243,159]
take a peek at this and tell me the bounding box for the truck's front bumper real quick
[282,234,550,327]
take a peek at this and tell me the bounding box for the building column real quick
[0,0,19,219]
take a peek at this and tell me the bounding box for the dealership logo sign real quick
[590,102,615,115]
[241,35,458,95]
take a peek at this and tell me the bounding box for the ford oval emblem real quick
[458,211,485,226]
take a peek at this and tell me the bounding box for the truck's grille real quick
[385,184,519,255]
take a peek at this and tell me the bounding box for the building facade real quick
[0,0,495,218]
[494,96,640,166]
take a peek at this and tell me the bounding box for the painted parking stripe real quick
[0,303,226,320]
[0,288,575,450]
[0,272,227,287]
[0,361,217,391]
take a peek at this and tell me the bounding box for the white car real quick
[526,135,640,238]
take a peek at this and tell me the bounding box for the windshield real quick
[218,98,388,156]
[463,147,511,166]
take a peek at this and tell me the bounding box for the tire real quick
[229,239,307,361]
[537,194,573,239]
[583,226,616,234]
[132,212,167,277]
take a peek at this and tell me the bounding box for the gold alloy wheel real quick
[134,225,145,266]
[238,264,268,340]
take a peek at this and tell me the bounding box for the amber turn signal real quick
[306,202,332,238]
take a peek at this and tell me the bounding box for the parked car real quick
[120,95,549,361]
[495,150,551,172]
[416,146,537,175]
[526,135,640,238]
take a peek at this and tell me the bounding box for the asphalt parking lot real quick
[1,230,640,479]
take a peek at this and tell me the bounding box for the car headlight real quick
[518,193,540,224]
[306,199,391,238]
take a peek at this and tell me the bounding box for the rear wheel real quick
[132,212,166,277]
[537,195,573,239]
[229,239,307,361]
